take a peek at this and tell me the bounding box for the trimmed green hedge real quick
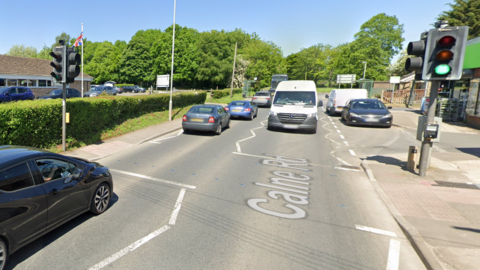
[0,92,206,148]
[116,84,134,87]
[211,88,243,99]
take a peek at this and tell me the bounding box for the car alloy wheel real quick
[216,123,222,135]
[90,183,110,215]
[0,238,6,270]
[250,112,254,120]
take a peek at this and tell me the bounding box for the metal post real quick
[406,79,416,108]
[61,44,67,152]
[81,23,84,98]
[418,80,440,177]
[230,42,237,98]
[169,0,177,122]
[362,61,367,79]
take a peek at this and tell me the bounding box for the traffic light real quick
[50,47,64,83]
[66,47,81,84]
[423,26,469,80]
[405,32,428,79]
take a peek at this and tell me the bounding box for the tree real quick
[119,36,153,85]
[52,32,72,48]
[5,44,38,58]
[354,13,404,62]
[387,50,410,77]
[437,0,480,39]
[36,44,52,60]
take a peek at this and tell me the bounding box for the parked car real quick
[341,98,393,127]
[115,86,123,94]
[326,89,368,116]
[0,86,35,103]
[225,100,258,120]
[90,84,101,91]
[182,105,230,135]
[251,91,272,107]
[37,88,81,100]
[104,81,116,87]
[133,85,145,93]
[0,145,113,269]
[122,86,139,93]
[84,85,116,97]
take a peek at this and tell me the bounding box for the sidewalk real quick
[362,109,480,270]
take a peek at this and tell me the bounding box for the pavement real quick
[63,104,480,270]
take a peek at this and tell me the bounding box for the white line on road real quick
[334,167,360,172]
[88,225,171,270]
[349,150,356,156]
[152,136,177,142]
[355,225,397,237]
[169,188,186,225]
[340,135,345,139]
[149,142,162,144]
[235,124,265,153]
[344,141,349,146]
[232,152,328,168]
[177,130,184,136]
[110,169,196,189]
[336,130,341,133]
[336,157,352,166]
[386,239,401,270]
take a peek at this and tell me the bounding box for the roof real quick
[0,145,51,166]
[0,54,93,79]
[276,80,316,91]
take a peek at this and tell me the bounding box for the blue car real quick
[0,86,35,103]
[225,100,258,120]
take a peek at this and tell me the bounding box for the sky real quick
[0,0,454,60]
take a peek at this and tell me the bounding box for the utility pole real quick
[169,0,177,122]
[418,81,440,176]
[230,42,237,98]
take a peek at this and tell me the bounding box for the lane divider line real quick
[235,121,267,153]
[88,225,171,270]
[387,239,401,270]
[340,135,345,139]
[344,141,349,146]
[169,188,186,225]
[110,169,197,189]
[355,225,398,237]
[232,152,329,168]
[349,150,356,156]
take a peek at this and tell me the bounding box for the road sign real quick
[157,75,170,87]
[336,74,356,84]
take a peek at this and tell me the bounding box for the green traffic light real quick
[435,64,451,75]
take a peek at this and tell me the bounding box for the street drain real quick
[433,181,480,190]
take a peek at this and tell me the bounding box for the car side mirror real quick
[387,106,392,109]
[317,100,323,107]
[325,95,329,98]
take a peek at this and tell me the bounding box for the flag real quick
[74,32,83,47]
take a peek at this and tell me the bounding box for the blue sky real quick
[0,0,453,60]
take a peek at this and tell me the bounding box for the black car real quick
[341,98,393,127]
[182,105,230,135]
[122,86,139,93]
[0,145,113,269]
[37,88,81,100]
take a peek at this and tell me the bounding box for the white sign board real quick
[390,76,401,84]
[337,74,356,84]
[157,75,170,87]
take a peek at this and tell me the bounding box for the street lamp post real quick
[169,0,177,122]
[362,61,367,79]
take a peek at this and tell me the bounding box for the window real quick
[19,79,28,87]
[0,79,5,87]
[36,159,76,182]
[38,80,47,87]
[189,107,214,114]
[28,80,36,87]
[7,79,17,86]
[0,163,35,192]
[18,88,26,93]
[47,80,52,87]
[6,88,17,95]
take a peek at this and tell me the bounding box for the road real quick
[7,101,426,270]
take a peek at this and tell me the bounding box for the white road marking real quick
[340,135,345,139]
[387,239,401,270]
[151,136,176,142]
[336,130,341,133]
[110,169,196,189]
[349,150,356,156]
[336,157,352,166]
[344,141,349,146]
[88,225,171,270]
[334,167,360,172]
[149,142,162,144]
[235,123,265,153]
[169,188,186,225]
[232,152,328,168]
[177,130,184,136]
[355,225,397,237]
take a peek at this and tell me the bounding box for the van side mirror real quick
[325,95,329,98]
[317,100,323,107]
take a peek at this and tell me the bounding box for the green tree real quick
[5,44,38,58]
[119,36,153,85]
[52,32,72,48]
[388,50,410,76]
[36,44,52,60]
[437,0,480,39]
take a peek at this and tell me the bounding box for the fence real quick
[381,89,426,104]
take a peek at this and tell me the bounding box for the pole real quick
[362,61,367,79]
[230,42,237,98]
[62,44,67,152]
[406,79,416,108]
[169,0,177,122]
[418,80,440,177]
[81,23,84,98]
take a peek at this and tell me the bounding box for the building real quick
[0,54,93,97]
[462,37,480,129]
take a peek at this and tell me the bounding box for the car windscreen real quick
[48,89,63,95]
[230,101,247,106]
[255,92,270,96]
[273,91,316,106]
[189,107,215,114]
[351,100,386,110]
[91,87,104,92]
[0,87,8,94]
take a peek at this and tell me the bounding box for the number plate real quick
[191,118,203,122]
[232,109,241,112]
[283,124,299,129]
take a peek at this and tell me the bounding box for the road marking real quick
[387,239,401,270]
[88,225,171,270]
[334,167,360,172]
[336,157,352,166]
[110,169,196,189]
[169,188,186,225]
[232,152,329,168]
[336,129,341,133]
[333,125,337,128]
[235,122,267,153]
[149,142,162,144]
[355,225,397,237]
[344,141,349,146]
[150,130,184,144]
[177,130,184,136]
[340,135,345,139]
[349,150,356,156]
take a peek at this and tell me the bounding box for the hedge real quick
[211,88,243,99]
[0,92,206,148]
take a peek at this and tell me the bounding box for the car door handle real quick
[49,189,58,195]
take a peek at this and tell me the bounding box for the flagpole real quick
[81,23,84,98]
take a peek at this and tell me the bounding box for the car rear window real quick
[189,107,214,114]
[231,101,246,106]
[255,92,270,96]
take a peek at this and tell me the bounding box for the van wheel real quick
[329,107,335,116]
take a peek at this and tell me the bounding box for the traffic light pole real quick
[62,44,67,152]
[418,80,440,177]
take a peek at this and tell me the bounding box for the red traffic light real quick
[436,50,454,61]
[438,36,456,46]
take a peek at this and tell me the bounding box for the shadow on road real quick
[452,226,480,234]
[456,147,480,159]
[365,155,411,172]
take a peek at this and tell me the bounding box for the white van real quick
[325,89,368,115]
[267,80,319,133]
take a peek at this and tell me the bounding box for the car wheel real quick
[216,123,222,135]
[250,112,254,120]
[0,238,6,270]
[226,119,230,129]
[90,183,111,215]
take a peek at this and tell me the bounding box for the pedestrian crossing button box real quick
[424,124,439,139]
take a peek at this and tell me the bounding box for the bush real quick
[210,88,242,99]
[0,92,206,148]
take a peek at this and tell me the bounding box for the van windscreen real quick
[273,91,316,106]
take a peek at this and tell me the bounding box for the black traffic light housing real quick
[405,32,428,80]
[422,26,469,80]
[66,47,81,84]
[50,47,64,83]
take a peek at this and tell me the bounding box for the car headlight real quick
[308,112,317,118]
[350,112,360,118]
[269,111,277,116]
[91,93,98,97]
[382,113,392,118]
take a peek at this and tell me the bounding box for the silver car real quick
[83,85,117,97]
[251,91,272,107]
